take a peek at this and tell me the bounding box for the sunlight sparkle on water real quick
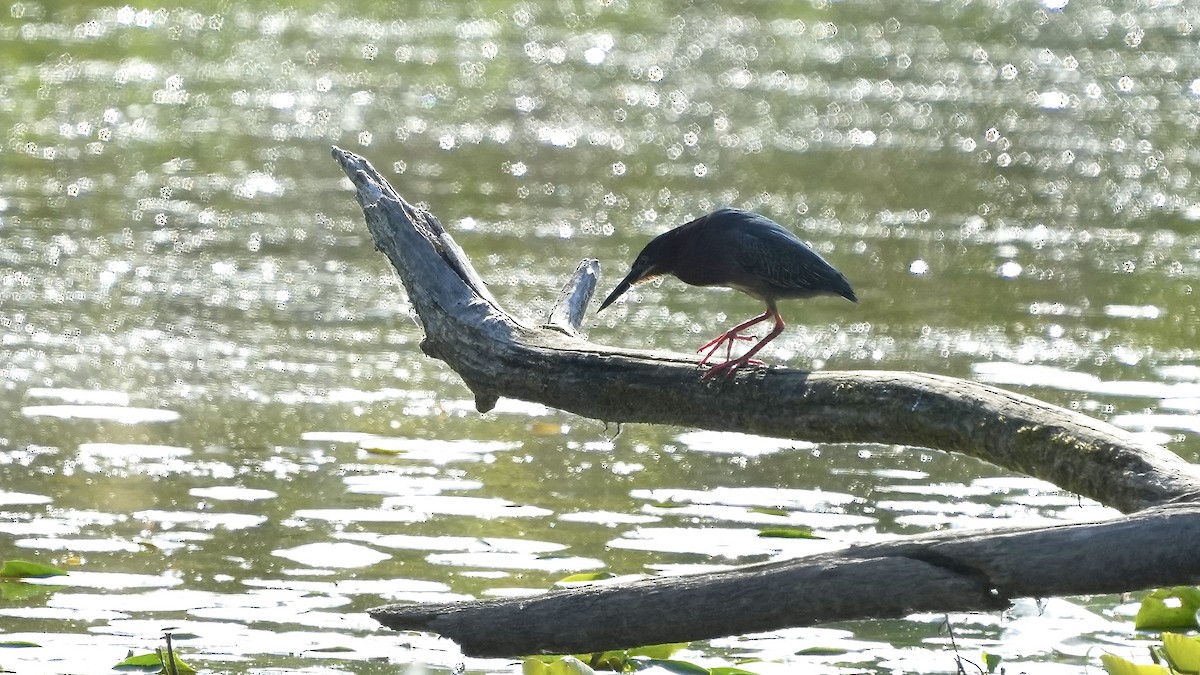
[21,405,180,424]
[558,510,661,525]
[16,536,141,553]
[274,542,391,568]
[1104,304,1162,319]
[232,171,283,199]
[133,510,268,530]
[1036,91,1071,109]
[23,571,182,590]
[0,491,53,506]
[189,486,277,501]
[974,362,1200,400]
[674,430,815,456]
[342,473,483,497]
[998,261,1023,278]
[1111,413,1200,434]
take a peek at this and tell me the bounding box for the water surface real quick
[2,1,1198,673]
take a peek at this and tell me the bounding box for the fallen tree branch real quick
[331,146,1200,656]
[371,503,1200,656]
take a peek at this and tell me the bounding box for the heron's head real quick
[597,229,686,312]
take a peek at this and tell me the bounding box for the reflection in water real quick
[1,0,1198,673]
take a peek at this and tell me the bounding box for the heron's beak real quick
[598,264,653,312]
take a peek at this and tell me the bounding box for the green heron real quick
[598,208,858,378]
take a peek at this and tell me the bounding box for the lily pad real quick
[757,528,822,540]
[1136,587,1200,631]
[0,560,68,579]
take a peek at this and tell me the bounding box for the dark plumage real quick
[598,208,857,378]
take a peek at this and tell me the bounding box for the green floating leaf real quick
[1099,653,1170,675]
[981,651,1003,673]
[1162,632,1200,673]
[532,644,689,673]
[0,559,68,579]
[524,656,597,675]
[114,652,166,670]
[748,507,789,517]
[523,659,550,675]
[638,659,709,674]
[308,646,355,653]
[556,572,616,584]
[795,647,849,656]
[113,651,197,674]
[582,652,627,671]
[0,641,40,648]
[1136,587,1200,631]
[169,655,198,675]
[362,446,404,456]
[0,581,60,602]
[626,643,688,660]
[547,656,596,675]
[708,667,760,675]
[756,528,822,540]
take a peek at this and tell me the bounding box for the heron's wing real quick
[733,220,857,300]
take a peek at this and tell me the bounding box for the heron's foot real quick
[701,355,766,380]
[696,332,755,352]
[696,332,757,365]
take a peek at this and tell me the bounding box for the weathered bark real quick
[331,146,1200,657]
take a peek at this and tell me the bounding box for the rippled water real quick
[2,1,1199,673]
